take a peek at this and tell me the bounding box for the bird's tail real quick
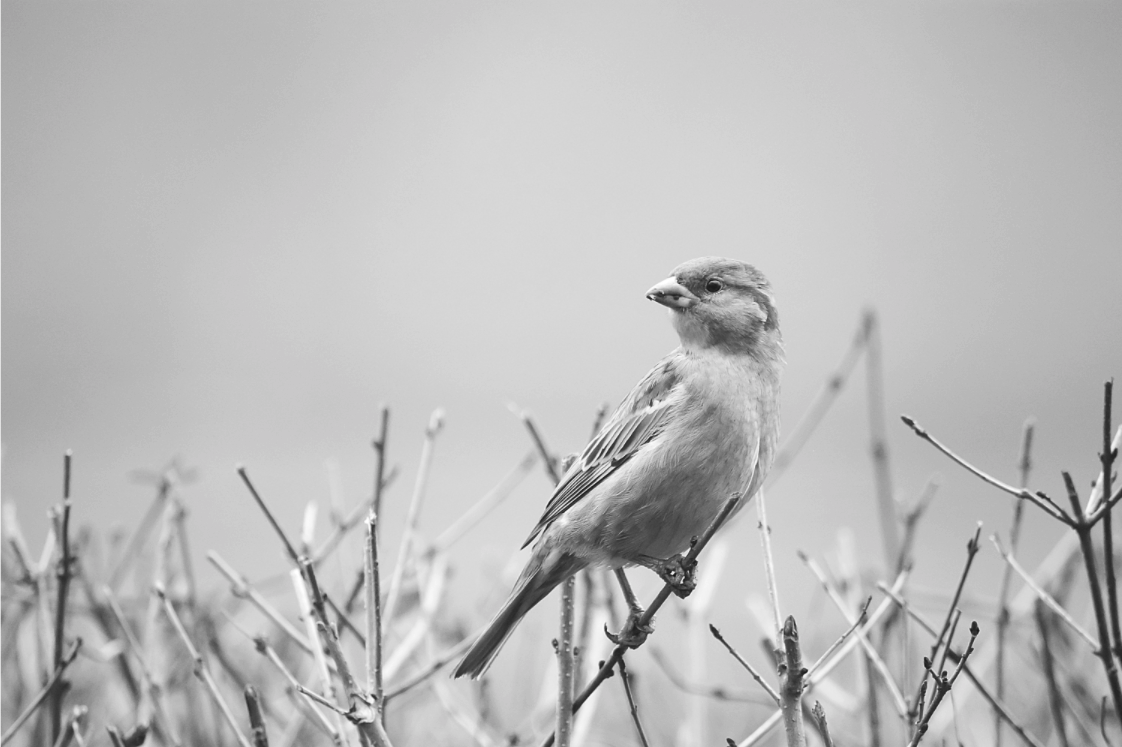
[453,552,583,679]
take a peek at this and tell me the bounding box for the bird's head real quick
[646,257,780,355]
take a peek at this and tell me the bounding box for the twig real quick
[207,551,314,654]
[806,597,872,678]
[555,577,577,747]
[779,616,808,747]
[1063,471,1122,721]
[364,510,383,716]
[0,639,81,746]
[811,702,836,747]
[736,571,910,747]
[238,466,302,566]
[995,418,1034,747]
[156,584,254,747]
[990,534,1098,648]
[896,476,940,575]
[906,621,979,747]
[516,407,562,483]
[311,466,399,566]
[617,657,651,747]
[1034,603,1070,747]
[51,450,74,744]
[50,705,88,747]
[799,552,908,717]
[249,635,340,742]
[900,415,1071,525]
[430,452,537,553]
[107,479,170,591]
[300,560,391,746]
[540,493,742,747]
[708,625,780,705]
[291,569,351,744]
[877,582,1047,747]
[648,647,765,703]
[923,525,982,682]
[383,409,444,630]
[863,310,900,570]
[244,685,270,747]
[382,638,474,703]
[1100,381,1120,659]
[104,588,181,747]
[372,405,390,531]
[381,553,448,682]
[756,489,783,653]
[770,313,869,485]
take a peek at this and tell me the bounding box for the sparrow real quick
[454,257,783,678]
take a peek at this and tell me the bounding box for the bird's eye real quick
[705,279,724,293]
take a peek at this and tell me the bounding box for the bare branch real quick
[708,624,780,704]
[900,415,1071,525]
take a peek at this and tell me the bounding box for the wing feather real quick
[522,354,686,548]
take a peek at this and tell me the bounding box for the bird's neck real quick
[682,327,784,367]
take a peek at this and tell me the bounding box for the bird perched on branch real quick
[454,257,783,679]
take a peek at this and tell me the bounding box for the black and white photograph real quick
[3,3,1121,745]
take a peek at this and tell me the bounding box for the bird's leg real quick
[637,539,699,598]
[605,568,652,649]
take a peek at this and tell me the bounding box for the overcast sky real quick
[4,3,1121,656]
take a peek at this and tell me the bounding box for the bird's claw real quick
[605,613,653,649]
[655,553,697,598]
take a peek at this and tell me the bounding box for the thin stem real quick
[555,577,577,747]
[798,553,908,717]
[863,310,900,570]
[244,685,271,747]
[779,616,808,747]
[540,493,742,747]
[238,466,302,566]
[900,415,1071,525]
[1101,381,1120,659]
[157,584,254,747]
[996,418,1035,747]
[372,405,390,531]
[383,409,444,630]
[617,657,651,747]
[0,639,81,746]
[311,467,399,567]
[207,551,314,654]
[51,450,74,744]
[990,534,1099,649]
[811,702,836,747]
[906,621,979,747]
[736,571,911,747]
[708,625,780,704]
[382,638,474,703]
[878,583,1047,747]
[249,635,340,742]
[300,560,389,746]
[364,510,383,715]
[769,313,869,485]
[516,407,562,483]
[1034,603,1069,747]
[1063,471,1122,721]
[430,452,537,554]
[756,489,783,653]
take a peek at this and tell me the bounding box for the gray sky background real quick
[4,2,1121,651]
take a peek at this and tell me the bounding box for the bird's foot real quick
[605,611,653,649]
[641,552,697,598]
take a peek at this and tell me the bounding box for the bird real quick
[453,257,783,679]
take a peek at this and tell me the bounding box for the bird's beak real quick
[646,277,699,310]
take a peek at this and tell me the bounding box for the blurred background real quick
[3,0,1121,723]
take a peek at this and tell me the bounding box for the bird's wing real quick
[522,353,687,548]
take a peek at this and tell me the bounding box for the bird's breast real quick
[569,352,781,564]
